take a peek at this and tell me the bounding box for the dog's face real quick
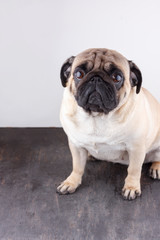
[60,48,142,114]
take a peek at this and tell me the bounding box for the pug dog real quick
[57,48,160,200]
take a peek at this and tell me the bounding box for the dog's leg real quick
[148,148,160,179]
[122,146,145,200]
[57,141,87,194]
[149,162,160,179]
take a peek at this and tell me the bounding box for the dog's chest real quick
[62,110,128,164]
[83,140,127,163]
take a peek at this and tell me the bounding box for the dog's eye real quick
[111,72,123,83]
[75,70,85,80]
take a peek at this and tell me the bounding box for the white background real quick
[0,0,160,127]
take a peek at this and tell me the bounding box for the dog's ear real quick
[60,56,75,87]
[128,61,142,94]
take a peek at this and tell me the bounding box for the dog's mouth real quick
[75,77,118,113]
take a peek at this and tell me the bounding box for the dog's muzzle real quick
[76,75,118,113]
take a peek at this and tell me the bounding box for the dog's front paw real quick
[56,172,81,195]
[149,162,160,180]
[57,180,79,195]
[122,186,141,200]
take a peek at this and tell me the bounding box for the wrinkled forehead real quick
[72,48,129,75]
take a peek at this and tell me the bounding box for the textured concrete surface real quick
[0,128,159,240]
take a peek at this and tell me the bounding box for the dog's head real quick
[60,48,142,114]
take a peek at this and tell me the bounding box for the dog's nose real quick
[90,76,103,83]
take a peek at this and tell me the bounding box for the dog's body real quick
[57,48,160,200]
[61,86,160,165]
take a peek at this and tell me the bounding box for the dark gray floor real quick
[0,128,160,240]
